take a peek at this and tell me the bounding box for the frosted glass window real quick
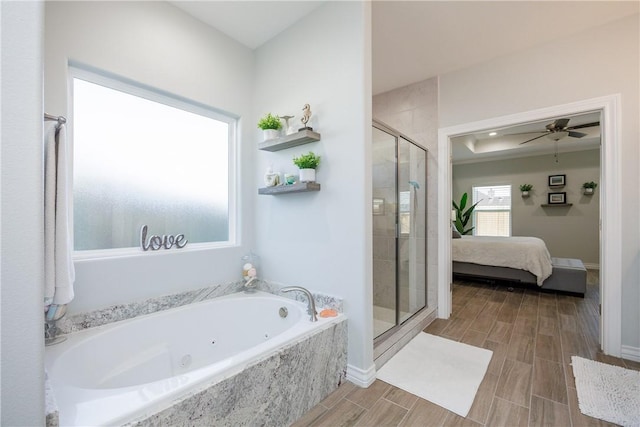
[472,185,511,237]
[72,75,234,251]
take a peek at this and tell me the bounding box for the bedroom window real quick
[71,66,237,255]
[472,185,511,237]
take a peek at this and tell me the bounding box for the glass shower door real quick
[372,126,397,338]
[373,123,427,339]
[397,138,427,323]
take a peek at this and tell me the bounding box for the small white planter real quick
[583,188,594,195]
[521,191,530,197]
[262,129,280,141]
[298,168,316,182]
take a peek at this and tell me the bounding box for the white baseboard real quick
[583,263,600,270]
[346,363,376,388]
[621,345,640,363]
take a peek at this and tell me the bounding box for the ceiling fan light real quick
[547,131,569,142]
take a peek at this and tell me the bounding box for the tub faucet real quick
[281,286,318,322]
[243,276,260,293]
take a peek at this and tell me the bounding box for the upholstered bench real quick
[541,257,587,296]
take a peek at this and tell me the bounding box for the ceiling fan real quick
[509,118,600,145]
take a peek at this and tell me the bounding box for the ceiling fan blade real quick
[568,131,587,138]
[567,121,600,130]
[553,118,571,129]
[519,134,548,145]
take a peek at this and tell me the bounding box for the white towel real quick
[44,122,75,308]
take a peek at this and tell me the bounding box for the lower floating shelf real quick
[258,182,321,195]
[541,203,573,207]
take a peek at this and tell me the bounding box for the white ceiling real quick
[169,1,636,161]
[372,1,639,95]
[451,111,601,164]
[169,1,324,49]
[171,1,639,94]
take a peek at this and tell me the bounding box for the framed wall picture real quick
[548,174,566,187]
[373,198,385,215]
[548,192,566,204]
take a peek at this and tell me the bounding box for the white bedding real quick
[452,236,553,286]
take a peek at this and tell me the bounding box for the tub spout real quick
[281,286,318,322]
[243,276,259,293]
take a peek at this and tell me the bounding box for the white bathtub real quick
[45,291,344,426]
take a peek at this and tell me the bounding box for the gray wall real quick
[1,2,45,424]
[440,14,639,350]
[253,2,372,376]
[453,149,600,265]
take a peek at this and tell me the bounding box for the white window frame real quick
[69,65,238,260]
[471,184,512,237]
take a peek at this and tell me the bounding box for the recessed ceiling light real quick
[489,132,497,136]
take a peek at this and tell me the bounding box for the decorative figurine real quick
[280,115,296,135]
[264,166,280,187]
[299,104,313,131]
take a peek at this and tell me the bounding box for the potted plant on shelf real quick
[519,184,533,197]
[582,181,598,195]
[452,192,480,235]
[257,113,282,141]
[293,151,320,183]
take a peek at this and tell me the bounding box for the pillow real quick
[452,226,462,239]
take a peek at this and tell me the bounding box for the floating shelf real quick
[541,203,573,207]
[258,182,321,195]
[258,130,321,152]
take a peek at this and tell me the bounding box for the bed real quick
[452,235,586,296]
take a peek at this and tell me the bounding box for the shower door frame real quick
[372,120,428,340]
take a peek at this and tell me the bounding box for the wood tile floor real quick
[293,273,640,427]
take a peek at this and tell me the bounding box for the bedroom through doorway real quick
[437,95,622,358]
[449,111,602,342]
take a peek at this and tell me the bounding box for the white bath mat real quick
[571,356,640,427]
[377,332,492,417]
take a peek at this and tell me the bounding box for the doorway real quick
[372,120,428,338]
[437,95,622,357]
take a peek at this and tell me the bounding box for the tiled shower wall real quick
[372,77,439,311]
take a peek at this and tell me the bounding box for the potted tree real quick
[293,151,320,183]
[257,113,282,141]
[452,192,480,235]
[519,184,533,197]
[582,181,597,195]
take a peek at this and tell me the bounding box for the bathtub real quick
[45,290,347,426]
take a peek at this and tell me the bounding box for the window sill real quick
[73,242,238,261]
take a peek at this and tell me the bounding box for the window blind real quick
[472,185,511,236]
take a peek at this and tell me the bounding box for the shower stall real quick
[372,121,427,339]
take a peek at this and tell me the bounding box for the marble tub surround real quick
[56,280,247,334]
[45,371,59,427]
[47,292,347,426]
[128,317,348,427]
[56,280,342,335]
